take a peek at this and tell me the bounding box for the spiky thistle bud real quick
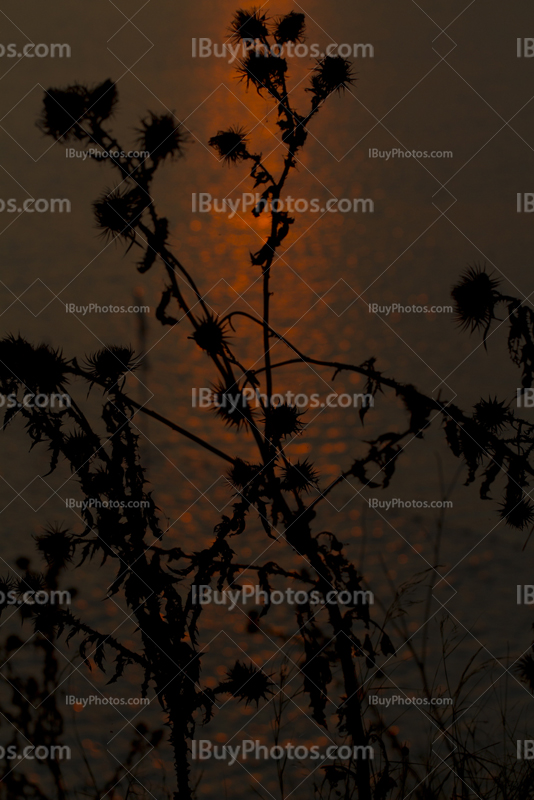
[499,497,534,530]
[237,52,287,94]
[473,397,510,433]
[212,382,249,429]
[85,345,139,387]
[220,661,273,705]
[228,459,262,489]
[281,459,319,493]
[209,127,249,164]
[267,403,305,441]
[229,8,269,44]
[190,315,229,356]
[93,187,147,241]
[273,12,305,44]
[136,112,188,165]
[39,80,117,141]
[308,55,356,99]
[0,336,67,394]
[451,266,501,335]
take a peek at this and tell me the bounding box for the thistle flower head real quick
[93,187,146,240]
[39,80,117,141]
[451,265,501,335]
[499,497,534,530]
[29,344,67,394]
[237,52,287,94]
[85,345,139,387]
[212,382,248,429]
[228,459,261,489]
[267,403,305,441]
[273,12,306,44]
[230,8,269,43]
[309,56,356,97]
[223,661,273,705]
[39,84,89,141]
[0,336,67,394]
[190,315,229,356]
[87,79,118,122]
[281,459,319,493]
[209,126,249,164]
[34,524,74,568]
[473,397,510,433]
[136,112,188,165]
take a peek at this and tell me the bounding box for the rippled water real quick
[0,0,533,797]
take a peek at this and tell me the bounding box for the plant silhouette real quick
[1,7,534,800]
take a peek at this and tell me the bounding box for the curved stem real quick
[127,398,236,465]
[65,365,236,465]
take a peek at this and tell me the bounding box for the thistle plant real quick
[1,7,534,800]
